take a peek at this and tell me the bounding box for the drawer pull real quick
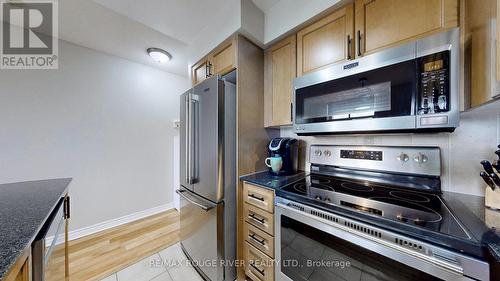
[249,213,265,224]
[249,193,265,202]
[249,233,266,246]
[249,261,265,276]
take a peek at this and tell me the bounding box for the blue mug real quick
[265,156,283,173]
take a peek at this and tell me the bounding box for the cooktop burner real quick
[280,174,470,239]
[389,190,431,203]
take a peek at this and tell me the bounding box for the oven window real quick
[295,59,416,124]
[280,215,440,281]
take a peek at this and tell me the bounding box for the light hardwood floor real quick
[47,209,180,281]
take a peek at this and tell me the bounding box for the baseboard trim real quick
[46,203,174,245]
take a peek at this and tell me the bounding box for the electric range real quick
[274,145,490,281]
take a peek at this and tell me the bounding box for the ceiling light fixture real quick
[147,48,172,64]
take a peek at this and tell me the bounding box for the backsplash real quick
[281,101,500,196]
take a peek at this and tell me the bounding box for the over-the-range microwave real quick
[293,28,460,135]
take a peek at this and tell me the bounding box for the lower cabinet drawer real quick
[243,241,275,281]
[243,183,275,213]
[243,203,274,235]
[244,222,274,258]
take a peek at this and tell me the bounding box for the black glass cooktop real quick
[280,174,471,240]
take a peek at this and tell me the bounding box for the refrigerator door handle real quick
[176,189,215,211]
[185,94,191,184]
[190,95,199,183]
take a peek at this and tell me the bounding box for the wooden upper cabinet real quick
[297,3,354,76]
[191,57,210,85]
[191,36,236,86]
[355,0,459,56]
[264,35,296,127]
[211,36,236,76]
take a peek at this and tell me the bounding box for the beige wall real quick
[281,101,500,196]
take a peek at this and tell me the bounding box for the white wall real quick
[240,0,265,46]
[187,1,241,67]
[281,102,500,196]
[0,40,189,231]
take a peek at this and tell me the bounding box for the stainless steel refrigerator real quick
[177,74,236,281]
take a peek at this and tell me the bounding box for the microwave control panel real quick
[418,51,450,115]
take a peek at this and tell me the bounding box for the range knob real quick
[314,150,322,156]
[315,195,322,201]
[324,198,331,203]
[324,150,332,157]
[413,153,428,164]
[396,153,409,163]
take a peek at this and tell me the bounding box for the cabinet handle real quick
[208,62,213,76]
[290,103,293,122]
[64,196,70,219]
[249,213,265,224]
[205,63,210,78]
[347,35,352,60]
[357,30,363,57]
[249,193,265,202]
[249,233,266,246]
[249,261,265,276]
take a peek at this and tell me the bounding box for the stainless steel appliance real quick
[32,196,69,281]
[268,138,299,176]
[293,28,460,135]
[178,74,236,281]
[275,145,490,281]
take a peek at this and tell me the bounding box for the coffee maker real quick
[268,138,298,176]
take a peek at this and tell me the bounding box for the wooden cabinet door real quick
[297,3,354,76]
[355,0,458,56]
[191,57,210,85]
[210,36,236,76]
[264,35,296,127]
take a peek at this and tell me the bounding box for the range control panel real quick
[340,150,383,161]
[310,145,441,177]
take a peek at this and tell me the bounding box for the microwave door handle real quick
[347,35,352,60]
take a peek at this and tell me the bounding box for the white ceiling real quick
[56,0,306,77]
[93,0,237,46]
[59,0,189,76]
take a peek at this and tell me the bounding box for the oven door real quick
[275,199,488,281]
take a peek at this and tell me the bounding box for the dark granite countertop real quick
[240,170,307,190]
[442,192,500,263]
[0,178,71,280]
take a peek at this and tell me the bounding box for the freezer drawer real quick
[178,187,223,281]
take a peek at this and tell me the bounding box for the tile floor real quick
[100,243,204,281]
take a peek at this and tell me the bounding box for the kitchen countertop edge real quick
[239,170,308,190]
[0,178,71,280]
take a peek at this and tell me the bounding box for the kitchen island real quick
[0,178,71,281]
